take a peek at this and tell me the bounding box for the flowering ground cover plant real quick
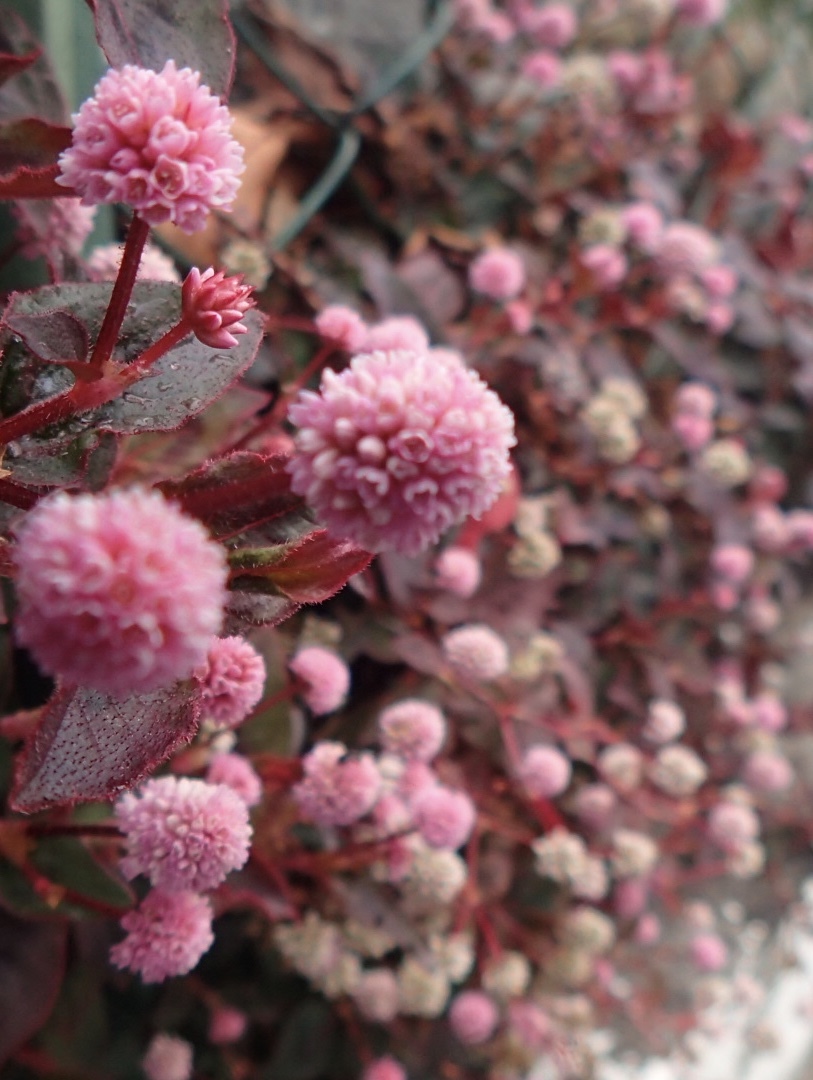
[1,0,813,1077]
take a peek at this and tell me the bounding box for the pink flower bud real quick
[363,1057,407,1080]
[580,244,628,290]
[469,248,527,301]
[315,304,368,352]
[449,990,500,1044]
[742,750,793,793]
[289,646,350,715]
[519,745,572,798]
[209,1005,247,1045]
[182,267,255,348]
[110,889,214,982]
[411,785,476,849]
[434,546,482,598]
[710,543,754,584]
[690,932,728,972]
[143,1034,193,1080]
[521,50,563,88]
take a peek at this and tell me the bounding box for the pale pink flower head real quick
[701,265,737,298]
[13,488,227,696]
[378,699,447,762]
[786,509,813,550]
[506,298,534,333]
[710,543,754,584]
[181,267,254,349]
[411,785,476,849]
[752,693,787,733]
[705,302,734,335]
[293,741,381,826]
[354,969,400,1023]
[143,1034,193,1080]
[642,700,685,744]
[655,223,719,276]
[573,783,617,829]
[116,776,252,892]
[206,752,263,807]
[363,1057,407,1080]
[58,60,244,232]
[707,801,760,852]
[110,889,214,983]
[519,745,572,798]
[315,305,368,353]
[675,382,717,418]
[87,241,181,282]
[621,201,663,251]
[195,635,266,729]
[521,50,563,88]
[469,248,526,301]
[580,244,628,290]
[449,990,500,1045]
[289,646,350,715]
[519,2,578,47]
[690,932,728,972]
[434,546,482,598]
[442,624,510,681]
[676,0,726,25]
[480,9,516,42]
[208,1005,247,1045]
[742,749,793,793]
[672,409,714,451]
[608,52,645,94]
[287,348,516,555]
[14,197,96,260]
[363,316,429,353]
[507,1000,551,1049]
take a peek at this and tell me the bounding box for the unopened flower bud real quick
[182,267,255,349]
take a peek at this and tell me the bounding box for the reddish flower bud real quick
[182,267,255,349]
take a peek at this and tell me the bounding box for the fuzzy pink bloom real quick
[521,51,563,88]
[469,248,526,301]
[581,244,628,289]
[506,299,534,333]
[614,877,649,918]
[142,1034,193,1080]
[434,546,482,598]
[518,2,577,46]
[742,750,793,793]
[14,197,96,260]
[116,777,251,891]
[507,1000,551,1048]
[787,509,813,549]
[710,581,738,611]
[363,1057,407,1080]
[710,543,754,583]
[705,302,734,335]
[449,990,500,1044]
[315,305,368,352]
[354,969,401,1022]
[642,700,685,744]
[442,624,510,681]
[655,223,719,275]
[181,267,254,349]
[635,913,661,944]
[701,265,737,298]
[573,783,617,829]
[196,636,265,728]
[621,201,663,251]
[608,52,644,94]
[110,889,214,982]
[396,760,439,801]
[690,933,728,972]
[750,465,788,504]
[87,241,181,282]
[519,745,572,798]
[752,505,790,553]
[672,411,714,452]
[363,316,429,353]
[287,349,516,556]
[293,741,381,826]
[14,489,227,696]
[207,752,263,808]
[208,1005,247,1045]
[480,9,516,42]
[58,61,244,232]
[411,785,476,849]
[289,646,350,715]
[378,699,447,762]
[707,801,760,852]
[675,382,717,417]
[676,0,726,24]
[752,693,787,733]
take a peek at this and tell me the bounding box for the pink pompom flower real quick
[710,543,754,584]
[87,241,181,282]
[434,546,482,598]
[580,244,628,290]
[689,932,728,972]
[521,50,563,88]
[13,488,227,696]
[411,785,476,849]
[676,0,726,24]
[289,646,350,715]
[57,61,244,232]
[287,348,516,556]
[519,745,572,798]
[518,2,577,47]
[206,752,263,808]
[208,1005,247,1045]
[110,889,214,982]
[116,776,252,892]
[469,248,527,301]
[449,990,500,1044]
[181,267,255,349]
[142,1034,193,1080]
[378,699,447,762]
[742,750,793,793]
[196,636,266,729]
[14,197,96,261]
[363,316,430,353]
[442,624,510,681]
[621,202,663,251]
[363,1058,407,1080]
[293,741,381,827]
[315,305,368,352]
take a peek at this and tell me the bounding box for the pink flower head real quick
[378,699,447,762]
[289,646,350,715]
[655,223,719,276]
[87,241,181,282]
[581,244,628,290]
[110,888,214,982]
[196,635,265,729]
[689,932,728,972]
[705,302,734,335]
[58,61,244,232]
[518,2,577,47]
[363,316,430,353]
[143,1034,193,1080]
[206,752,263,807]
[293,741,381,826]
[701,265,737,298]
[14,196,96,261]
[742,750,793,793]
[209,1005,247,1045]
[411,784,476,849]
[287,349,516,555]
[442,624,510,681]
[434,546,482,597]
[116,777,252,891]
[469,248,527,301]
[621,202,663,251]
[708,801,760,852]
[449,990,500,1044]
[507,1000,551,1048]
[676,0,726,24]
[675,382,717,418]
[574,783,617,829]
[609,52,645,94]
[710,543,754,584]
[519,745,572,798]
[787,509,813,550]
[181,267,254,349]
[521,50,563,88]
[14,489,227,696]
[752,693,787,733]
[363,1058,407,1080]
[672,412,713,452]
[315,305,368,352]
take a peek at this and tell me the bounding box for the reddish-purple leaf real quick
[0,162,68,199]
[0,118,71,175]
[224,589,302,635]
[158,452,304,541]
[11,682,203,813]
[231,530,372,604]
[5,310,88,364]
[0,48,42,91]
[0,14,66,125]
[0,911,67,1067]
[87,0,236,98]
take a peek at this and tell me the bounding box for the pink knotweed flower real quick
[752,693,787,733]
[287,348,516,555]
[705,302,734,335]
[521,50,563,88]
[110,889,214,982]
[742,750,793,793]
[573,783,617,829]
[434,546,482,598]
[181,268,255,349]
[708,801,760,852]
[621,201,663,251]
[378,699,447,762]
[196,635,266,729]
[787,509,813,550]
[411,785,476,850]
[710,543,754,584]
[143,1034,193,1080]
[363,316,430,353]
[57,60,244,232]
[14,488,227,696]
[676,0,726,24]
[642,700,685,744]
[608,52,644,94]
[580,244,628,290]
[293,741,381,826]
[518,2,577,47]
[701,265,737,298]
[354,968,401,1023]
[655,223,719,275]
[116,776,252,892]
[449,990,500,1045]
[469,248,526,301]
[672,411,714,452]
[207,752,263,808]
[208,1005,247,1045]
[315,305,368,352]
[14,196,96,260]
[507,1000,551,1049]
[689,932,728,972]
[363,1058,407,1080]
[289,646,350,715]
[87,241,181,282]
[519,745,572,798]
[675,382,717,418]
[442,624,510,681]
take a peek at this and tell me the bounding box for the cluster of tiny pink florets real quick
[195,635,266,728]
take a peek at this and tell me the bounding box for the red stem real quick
[89,214,150,370]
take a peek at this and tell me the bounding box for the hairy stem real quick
[88,213,150,370]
